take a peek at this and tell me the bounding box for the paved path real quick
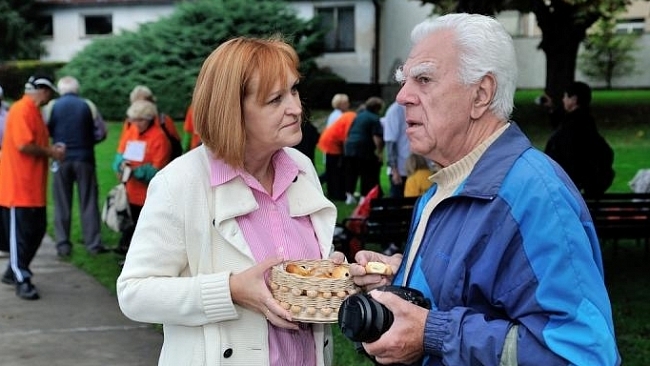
[0,236,162,366]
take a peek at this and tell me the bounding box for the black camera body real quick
[338,285,431,343]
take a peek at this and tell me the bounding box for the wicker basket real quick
[270,259,360,323]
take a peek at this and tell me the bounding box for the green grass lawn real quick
[52,90,650,365]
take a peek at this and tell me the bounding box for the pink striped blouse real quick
[210,150,321,366]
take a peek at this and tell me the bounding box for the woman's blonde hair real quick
[129,85,155,103]
[192,36,300,168]
[405,153,434,176]
[331,93,349,110]
[126,99,158,120]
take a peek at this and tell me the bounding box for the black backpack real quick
[583,133,615,195]
[159,113,183,160]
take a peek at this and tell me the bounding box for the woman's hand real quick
[328,250,347,264]
[349,250,403,291]
[229,256,299,330]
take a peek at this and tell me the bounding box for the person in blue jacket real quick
[348,13,620,366]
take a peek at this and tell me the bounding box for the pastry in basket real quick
[285,263,310,276]
[331,265,350,279]
[272,260,359,323]
[285,262,351,279]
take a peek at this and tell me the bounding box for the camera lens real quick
[338,292,393,343]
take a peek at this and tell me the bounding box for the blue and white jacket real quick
[394,123,620,366]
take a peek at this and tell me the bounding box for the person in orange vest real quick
[0,75,63,300]
[117,85,181,155]
[111,99,171,256]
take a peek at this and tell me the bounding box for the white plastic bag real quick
[101,167,133,232]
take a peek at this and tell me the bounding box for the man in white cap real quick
[0,74,64,300]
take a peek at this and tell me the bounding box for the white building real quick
[35,0,650,89]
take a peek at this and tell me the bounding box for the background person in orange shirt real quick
[182,104,201,152]
[111,100,171,256]
[316,106,362,201]
[0,75,63,300]
[183,105,201,152]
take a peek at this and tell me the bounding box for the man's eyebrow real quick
[409,62,436,78]
[395,62,436,83]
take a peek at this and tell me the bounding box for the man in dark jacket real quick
[545,81,615,195]
[44,76,109,257]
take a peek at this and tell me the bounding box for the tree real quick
[578,16,640,89]
[416,0,636,109]
[0,0,45,61]
[58,0,325,119]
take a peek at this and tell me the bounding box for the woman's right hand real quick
[229,256,299,330]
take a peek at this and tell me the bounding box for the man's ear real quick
[470,73,497,120]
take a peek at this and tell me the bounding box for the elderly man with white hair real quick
[43,76,109,258]
[347,13,620,366]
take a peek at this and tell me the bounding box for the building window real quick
[36,15,54,37]
[317,6,355,52]
[615,18,645,34]
[84,15,113,36]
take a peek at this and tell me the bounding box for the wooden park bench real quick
[583,193,650,255]
[336,196,418,260]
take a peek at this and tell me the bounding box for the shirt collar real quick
[209,149,302,191]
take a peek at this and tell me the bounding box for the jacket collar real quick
[461,122,533,198]
[212,170,334,223]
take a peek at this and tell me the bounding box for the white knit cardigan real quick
[117,146,337,366]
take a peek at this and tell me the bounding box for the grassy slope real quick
[53,90,650,365]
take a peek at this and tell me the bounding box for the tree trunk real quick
[539,31,581,108]
[532,0,600,111]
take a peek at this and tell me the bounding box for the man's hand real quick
[349,250,402,291]
[362,289,428,365]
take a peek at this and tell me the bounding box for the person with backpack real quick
[545,81,615,196]
[111,100,172,256]
[117,85,182,161]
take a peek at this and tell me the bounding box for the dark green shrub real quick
[57,0,328,120]
[0,60,65,100]
[299,71,347,110]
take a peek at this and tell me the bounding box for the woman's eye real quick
[269,95,282,104]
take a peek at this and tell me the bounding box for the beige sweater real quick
[117,146,337,366]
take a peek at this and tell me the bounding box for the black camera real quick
[338,285,431,343]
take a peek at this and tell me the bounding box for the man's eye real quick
[416,76,431,84]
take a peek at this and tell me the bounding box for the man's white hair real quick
[57,76,80,95]
[397,13,517,121]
